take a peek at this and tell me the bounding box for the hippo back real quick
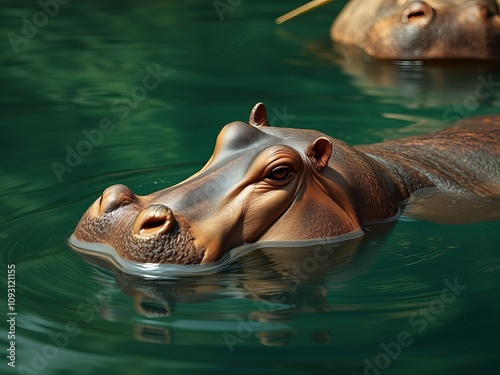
[356,115,500,197]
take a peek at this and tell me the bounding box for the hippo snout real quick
[71,183,204,265]
[96,185,178,239]
[132,204,176,238]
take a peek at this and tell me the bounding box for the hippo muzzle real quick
[72,184,202,264]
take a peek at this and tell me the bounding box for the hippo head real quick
[332,0,500,60]
[70,103,367,265]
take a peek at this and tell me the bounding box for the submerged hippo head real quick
[331,0,500,60]
[71,103,398,265]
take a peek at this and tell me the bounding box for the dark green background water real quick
[1,1,500,374]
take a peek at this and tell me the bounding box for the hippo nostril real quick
[408,10,425,18]
[133,204,176,238]
[401,1,434,25]
[142,217,167,230]
[99,184,137,215]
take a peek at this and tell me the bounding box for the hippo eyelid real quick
[260,153,301,179]
[265,166,293,181]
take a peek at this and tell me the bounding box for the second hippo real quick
[331,0,500,60]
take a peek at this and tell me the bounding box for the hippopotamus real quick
[331,0,500,60]
[70,103,500,265]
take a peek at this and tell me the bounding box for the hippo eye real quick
[265,166,292,181]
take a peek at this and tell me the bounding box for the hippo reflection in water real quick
[70,103,500,265]
[331,0,500,60]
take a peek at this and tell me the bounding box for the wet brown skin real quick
[331,0,500,60]
[71,103,500,265]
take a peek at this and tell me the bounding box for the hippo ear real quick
[306,137,332,171]
[249,102,270,127]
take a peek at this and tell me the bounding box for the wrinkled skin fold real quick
[70,103,500,265]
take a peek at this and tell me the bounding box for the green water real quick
[1,1,500,374]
